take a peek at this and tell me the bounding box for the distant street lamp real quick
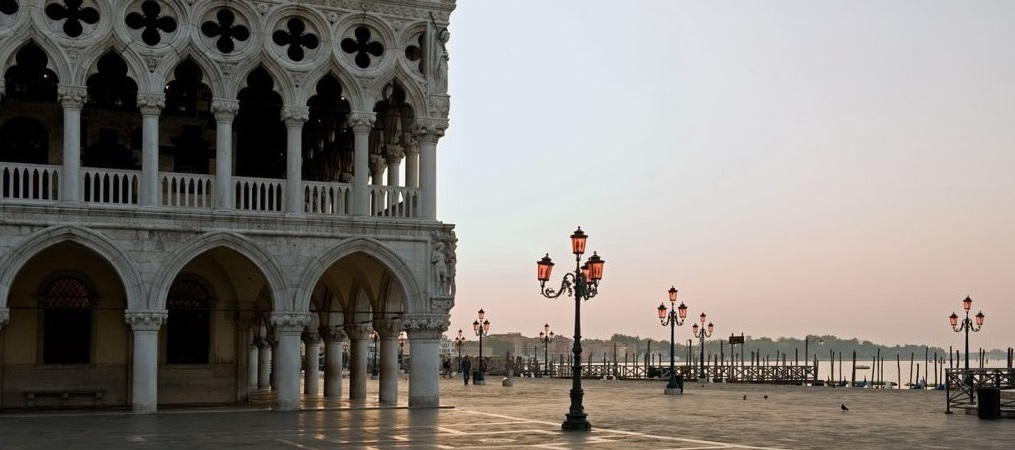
[949,295,985,389]
[691,312,714,380]
[657,286,688,395]
[472,309,490,384]
[454,329,465,373]
[398,331,407,372]
[370,330,379,377]
[540,323,554,376]
[537,226,605,432]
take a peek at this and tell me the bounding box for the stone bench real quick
[24,390,105,407]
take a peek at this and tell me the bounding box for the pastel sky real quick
[438,0,1014,351]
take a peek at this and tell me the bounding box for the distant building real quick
[0,0,456,412]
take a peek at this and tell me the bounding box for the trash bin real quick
[977,388,1001,420]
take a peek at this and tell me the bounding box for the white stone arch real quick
[365,71,424,118]
[74,41,146,92]
[303,64,364,112]
[297,237,423,315]
[152,45,222,98]
[0,34,74,86]
[0,225,144,311]
[149,232,288,312]
[233,59,288,104]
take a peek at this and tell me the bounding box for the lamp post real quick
[398,331,407,373]
[454,329,465,374]
[370,330,379,377]
[657,286,688,395]
[691,312,714,380]
[949,295,985,390]
[472,309,490,385]
[539,324,554,376]
[536,226,605,432]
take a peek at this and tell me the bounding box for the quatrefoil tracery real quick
[272,18,319,62]
[125,1,177,46]
[0,0,18,16]
[201,9,249,54]
[405,33,424,73]
[341,26,384,69]
[45,0,100,38]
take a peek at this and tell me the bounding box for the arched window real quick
[40,276,94,364]
[166,279,211,364]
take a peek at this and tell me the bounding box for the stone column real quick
[270,312,311,411]
[413,119,447,220]
[58,86,86,203]
[374,318,402,405]
[344,323,371,401]
[211,100,238,210]
[257,338,271,390]
[302,330,321,396]
[369,155,387,213]
[321,326,346,397]
[385,145,404,188]
[403,133,419,188]
[138,94,164,206]
[404,314,449,408]
[249,340,260,388]
[347,113,375,216]
[125,311,168,413]
[282,106,308,214]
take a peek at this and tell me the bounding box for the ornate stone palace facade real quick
[0,0,456,412]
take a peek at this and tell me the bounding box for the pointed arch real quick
[302,65,362,111]
[366,70,425,116]
[0,225,143,310]
[74,43,144,91]
[0,35,72,85]
[297,237,422,315]
[149,232,288,312]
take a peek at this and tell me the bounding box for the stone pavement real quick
[1,376,1013,449]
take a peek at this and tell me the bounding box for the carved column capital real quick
[384,144,405,163]
[402,132,419,155]
[302,330,322,345]
[137,93,165,116]
[412,118,448,143]
[369,154,387,174]
[211,99,240,122]
[402,314,450,340]
[343,323,373,340]
[125,310,168,332]
[372,318,403,338]
[270,311,312,333]
[281,105,310,127]
[347,112,376,133]
[320,326,347,343]
[58,85,87,109]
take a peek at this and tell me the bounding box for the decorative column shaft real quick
[302,330,322,396]
[404,314,449,408]
[385,145,403,188]
[257,339,271,390]
[125,311,168,413]
[348,113,375,216]
[283,106,309,214]
[58,86,86,203]
[212,100,239,209]
[249,340,260,388]
[374,318,402,404]
[138,94,165,206]
[321,326,346,397]
[414,119,447,220]
[270,312,311,411]
[403,133,419,188]
[344,323,372,400]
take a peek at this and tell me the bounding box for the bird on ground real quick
[841,403,849,412]
[764,395,768,399]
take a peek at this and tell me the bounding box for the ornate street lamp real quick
[949,295,985,395]
[370,330,379,377]
[398,331,407,372]
[536,226,605,431]
[691,312,714,380]
[539,323,554,376]
[454,329,465,374]
[657,286,688,394]
[472,309,490,384]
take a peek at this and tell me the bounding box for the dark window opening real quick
[304,75,352,182]
[4,42,59,102]
[0,117,49,164]
[235,67,285,179]
[86,52,138,112]
[166,280,211,364]
[41,276,93,364]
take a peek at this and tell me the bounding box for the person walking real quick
[462,356,472,385]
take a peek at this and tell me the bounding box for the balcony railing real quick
[1,163,60,201]
[0,163,421,219]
